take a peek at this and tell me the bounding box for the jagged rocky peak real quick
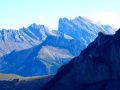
[28,23,49,35]
[59,17,69,23]
[42,28,120,90]
[73,16,92,23]
[29,23,48,30]
[58,16,116,41]
[0,23,49,56]
[59,16,91,24]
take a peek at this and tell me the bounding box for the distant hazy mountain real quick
[43,29,120,90]
[0,16,116,76]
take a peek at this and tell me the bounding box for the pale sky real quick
[0,0,120,30]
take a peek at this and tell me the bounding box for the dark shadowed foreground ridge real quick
[42,29,120,90]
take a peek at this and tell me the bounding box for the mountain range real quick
[0,16,116,76]
[0,25,119,90]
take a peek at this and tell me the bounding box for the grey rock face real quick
[0,23,48,56]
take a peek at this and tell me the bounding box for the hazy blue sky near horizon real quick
[0,0,120,30]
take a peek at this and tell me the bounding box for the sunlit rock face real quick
[0,23,49,57]
[58,16,116,56]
